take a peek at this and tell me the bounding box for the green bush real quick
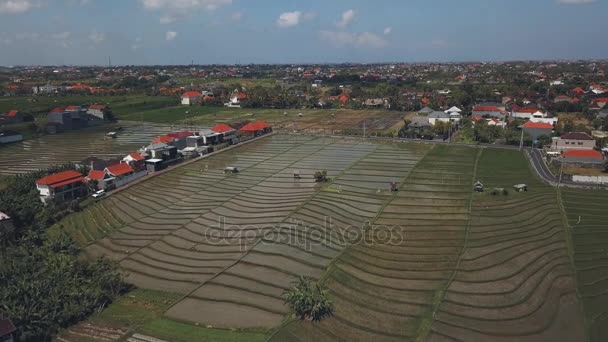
[283,276,333,321]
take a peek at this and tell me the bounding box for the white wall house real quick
[181,91,202,105]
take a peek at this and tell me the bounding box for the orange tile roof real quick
[562,150,604,159]
[36,170,83,186]
[181,91,202,98]
[106,163,134,176]
[7,110,18,117]
[473,106,501,112]
[129,153,145,161]
[87,170,106,181]
[151,135,175,144]
[523,121,553,129]
[212,123,235,133]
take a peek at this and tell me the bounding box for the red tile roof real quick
[572,87,585,94]
[50,107,65,113]
[513,108,538,113]
[151,135,175,144]
[106,163,134,176]
[471,116,482,122]
[181,91,202,98]
[562,149,604,159]
[240,122,260,132]
[65,105,80,110]
[522,121,553,129]
[36,170,84,187]
[129,153,145,161]
[556,95,571,99]
[167,131,193,139]
[473,106,501,112]
[88,104,106,110]
[7,110,18,117]
[87,170,106,181]
[212,123,235,133]
[560,132,594,140]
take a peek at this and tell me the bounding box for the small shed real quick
[473,181,484,192]
[513,184,528,192]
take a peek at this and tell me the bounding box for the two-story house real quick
[35,170,86,204]
[551,132,596,152]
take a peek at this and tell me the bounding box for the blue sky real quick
[0,0,606,65]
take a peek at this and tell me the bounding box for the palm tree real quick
[283,276,333,321]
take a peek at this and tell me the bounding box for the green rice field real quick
[50,135,596,341]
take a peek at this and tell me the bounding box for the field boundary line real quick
[71,133,276,248]
[416,147,481,342]
[555,187,590,342]
[158,137,371,318]
[115,134,324,262]
[264,143,436,342]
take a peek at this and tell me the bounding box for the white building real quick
[181,91,202,105]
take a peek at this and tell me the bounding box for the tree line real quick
[0,164,126,341]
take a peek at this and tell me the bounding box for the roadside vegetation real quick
[0,164,125,341]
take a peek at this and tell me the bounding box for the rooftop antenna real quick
[108,56,112,68]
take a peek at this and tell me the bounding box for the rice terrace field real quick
[0,123,175,175]
[52,134,599,341]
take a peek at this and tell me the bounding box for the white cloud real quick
[15,32,39,40]
[230,11,242,21]
[165,31,177,41]
[159,15,176,24]
[383,27,392,35]
[51,31,71,40]
[0,0,37,14]
[140,0,231,11]
[557,0,595,4]
[277,11,302,28]
[336,9,356,29]
[88,32,106,44]
[320,30,388,49]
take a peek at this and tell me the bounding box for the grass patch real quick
[89,288,182,329]
[138,318,268,342]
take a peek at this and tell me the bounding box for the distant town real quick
[2,60,608,342]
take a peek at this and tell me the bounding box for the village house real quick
[561,149,605,168]
[363,98,386,108]
[35,170,87,204]
[225,91,248,108]
[0,110,26,124]
[418,106,434,115]
[0,130,23,144]
[122,153,146,170]
[428,111,452,125]
[140,142,178,162]
[239,121,271,137]
[522,121,554,140]
[471,116,506,127]
[181,91,202,105]
[0,318,16,342]
[554,95,572,103]
[408,117,430,130]
[472,106,507,119]
[551,132,596,152]
[87,104,111,120]
[211,123,239,145]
